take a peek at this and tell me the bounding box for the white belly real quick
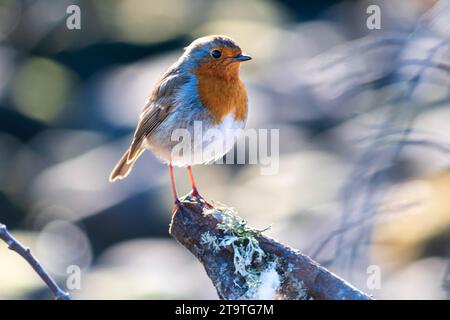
[170,113,245,166]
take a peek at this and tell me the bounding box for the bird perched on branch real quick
[109,35,251,208]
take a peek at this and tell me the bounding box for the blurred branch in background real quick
[0,223,70,300]
[169,197,371,300]
[303,1,450,280]
[443,261,450,298]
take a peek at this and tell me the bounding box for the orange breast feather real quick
[195,58,248,124]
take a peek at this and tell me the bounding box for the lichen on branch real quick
[169,196,371,300]
[200,204,279,299]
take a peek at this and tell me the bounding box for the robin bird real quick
[109,35,251,208]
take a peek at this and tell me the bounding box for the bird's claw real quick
[187,190,213,209]
[172,198,182,213]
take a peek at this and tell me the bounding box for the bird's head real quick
[182,35,252,80]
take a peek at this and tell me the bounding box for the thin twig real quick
[0,223,71,300]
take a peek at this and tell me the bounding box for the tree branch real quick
[169,196,372,300]
[0,223,71,300]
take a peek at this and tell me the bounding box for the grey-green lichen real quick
[283,263,311,300]
[200,204,278,299]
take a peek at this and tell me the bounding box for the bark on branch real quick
[0,223,71,300]
[169,196,372,300]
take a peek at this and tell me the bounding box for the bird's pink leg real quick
[187,165,199,197]
[187,166,212,208]
[169,163,180,207]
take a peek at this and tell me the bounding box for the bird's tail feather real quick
[109,148,143,182]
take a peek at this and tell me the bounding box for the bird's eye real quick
[210,50,221,58]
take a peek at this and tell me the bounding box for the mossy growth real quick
[200,203,278,299]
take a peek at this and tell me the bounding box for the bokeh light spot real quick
[12,57,76,123]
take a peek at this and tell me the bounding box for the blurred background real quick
[1,0,450,299]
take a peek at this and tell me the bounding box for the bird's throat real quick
[195,70,247,125]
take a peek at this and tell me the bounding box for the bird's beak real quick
[234,53,252,62]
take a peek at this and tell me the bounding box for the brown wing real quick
[127,65,188,162]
